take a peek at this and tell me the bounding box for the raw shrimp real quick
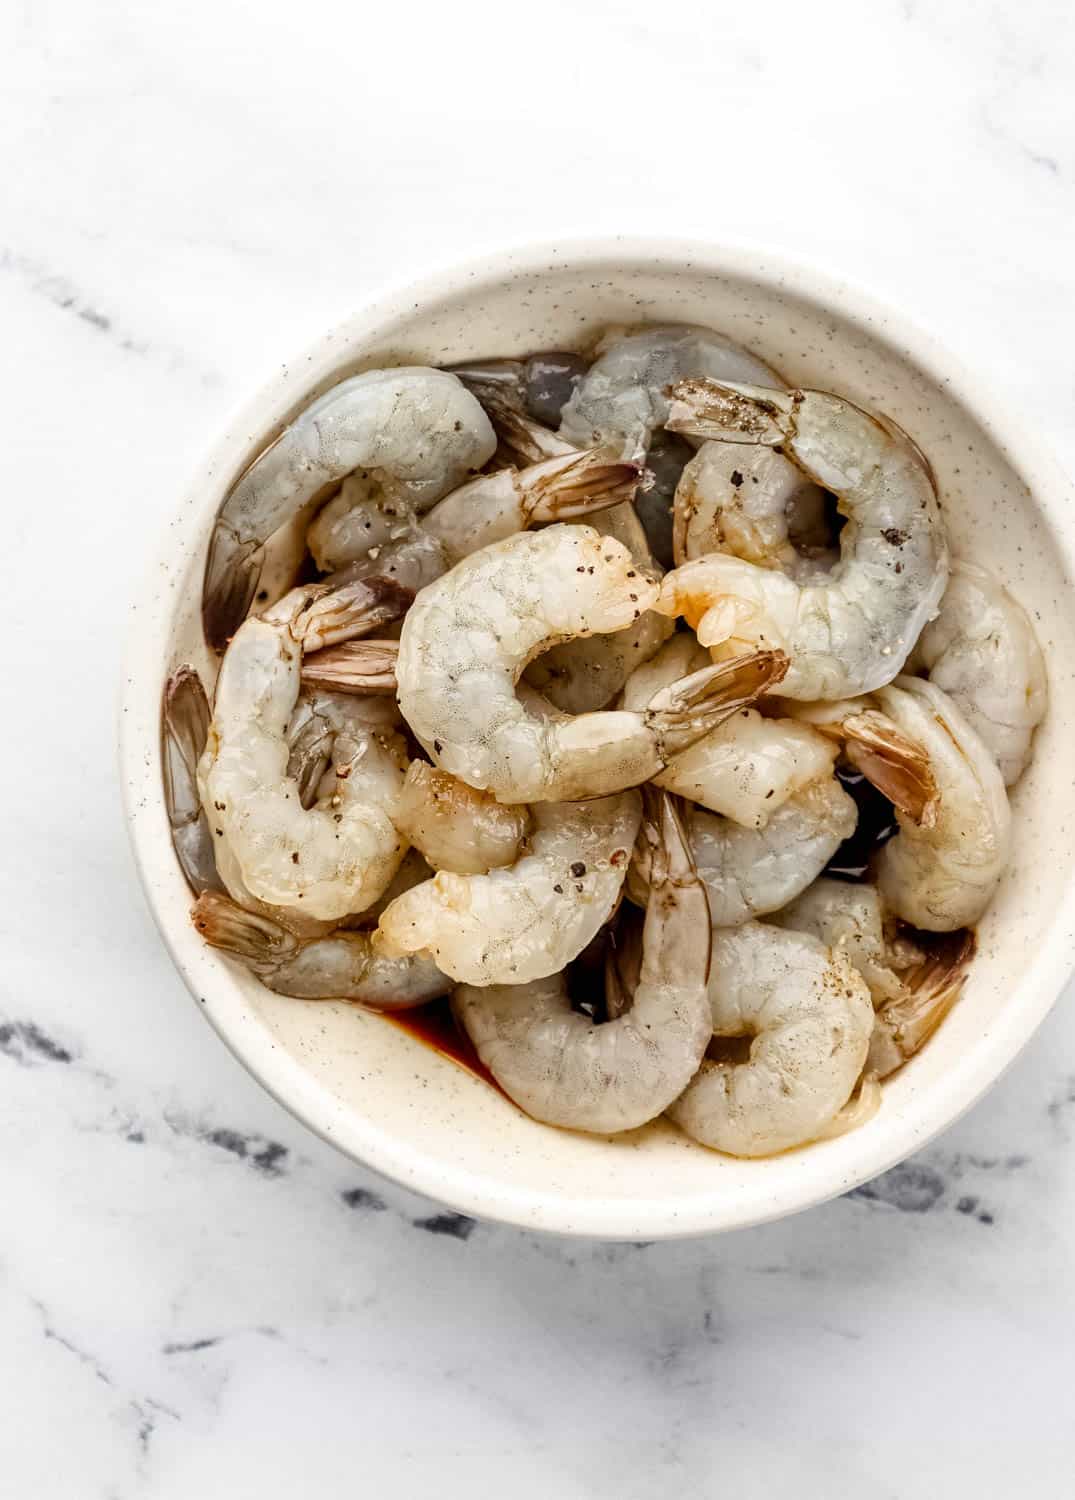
[449,351,588,426]
[558,324,780,463]
[393,761,530,875]
[852,677,1011,931]
[192,891,448,1009]
[202,367,495,648]
[628,777,858,927]
[446,400,676,709]
[377,791,642,985]
[523,504,674,714]
[621,633,844,827]
[668,921,874,1156]
[307,446,640,581]
[659,380,949,698]
[395,524,786,804]
[198,582,413,921]
[672,440,829,577]
[452,791,712,1133]
[912,561,1047,785]
[774,879,974,1078]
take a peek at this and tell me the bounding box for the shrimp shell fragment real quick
[452,791,712,1133]
[376,792,642,986]
[668,922,874,1156]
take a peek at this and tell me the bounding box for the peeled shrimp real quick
[629,776,857,927]
[523,504,674,714]
[198,582,412,922]
[393,761,530,875]
[912,561,1047,785]
[377,791,642,985]
[192,891,448,1009]
[558,324,780,463]
[672,440,828,577]
[395,524,785,804]
[774,878,974,1078]
[307,446,640,583]
[202,367,495,648]
[621,633,843,827]
[854,678,1011,931]
[659,381,949,698]
[668,921,874,1156]
[453,791,712,1133]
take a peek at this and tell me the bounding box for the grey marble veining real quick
[3,0,1074,1494]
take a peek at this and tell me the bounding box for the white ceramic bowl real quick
[121,238,1075,1238]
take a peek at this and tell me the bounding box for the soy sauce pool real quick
[824,767,898,882]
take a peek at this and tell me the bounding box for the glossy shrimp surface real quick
[453,792,712,1133]
[203,367,495,648]
[198,583,412,921]
[395,525,783,804]
[659,381,949,698]
[668,921,873,1156]
[377,792,642,986]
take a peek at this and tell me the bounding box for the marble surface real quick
[3,0,1075,1493]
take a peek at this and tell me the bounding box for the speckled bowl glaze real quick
[121,239,1075,1238]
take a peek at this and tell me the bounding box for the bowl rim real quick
[120,235,1075,1239]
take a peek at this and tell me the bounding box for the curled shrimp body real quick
[558,325,780,463]
[192,891,448,1009]
[863,678,1011,931]
[668,922,874,1157]
[203,367,495,648]
[629,776,857,928]
[774,878,974,1078]
[377,792,641,985]
[395,525,783,804]
[198,583,413,922]
[672,441,829,577]
[307,447,639,582]
[622,633,837,828]
[523,504,674,714]
[912,561,1047,785]
[393,762,530,875]
[453,792,712,1133]
[659,380,949,698]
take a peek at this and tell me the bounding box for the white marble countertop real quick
[4,1,1074,1493]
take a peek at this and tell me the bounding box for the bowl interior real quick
[124,244,1075,1237]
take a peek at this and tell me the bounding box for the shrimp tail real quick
[191,891,298,969]
[522,449,643,524]
[290,576,414,652]
[665,378,796,446]
[644,649,789,757]
[460,385,570,465]
[162,667,223,894]
[638,787,712,985]
[300,640,400,695]
[841,710,940,827]
[203,527,261,651]
[816,1075,883,1140]
[867,929,976,1077]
